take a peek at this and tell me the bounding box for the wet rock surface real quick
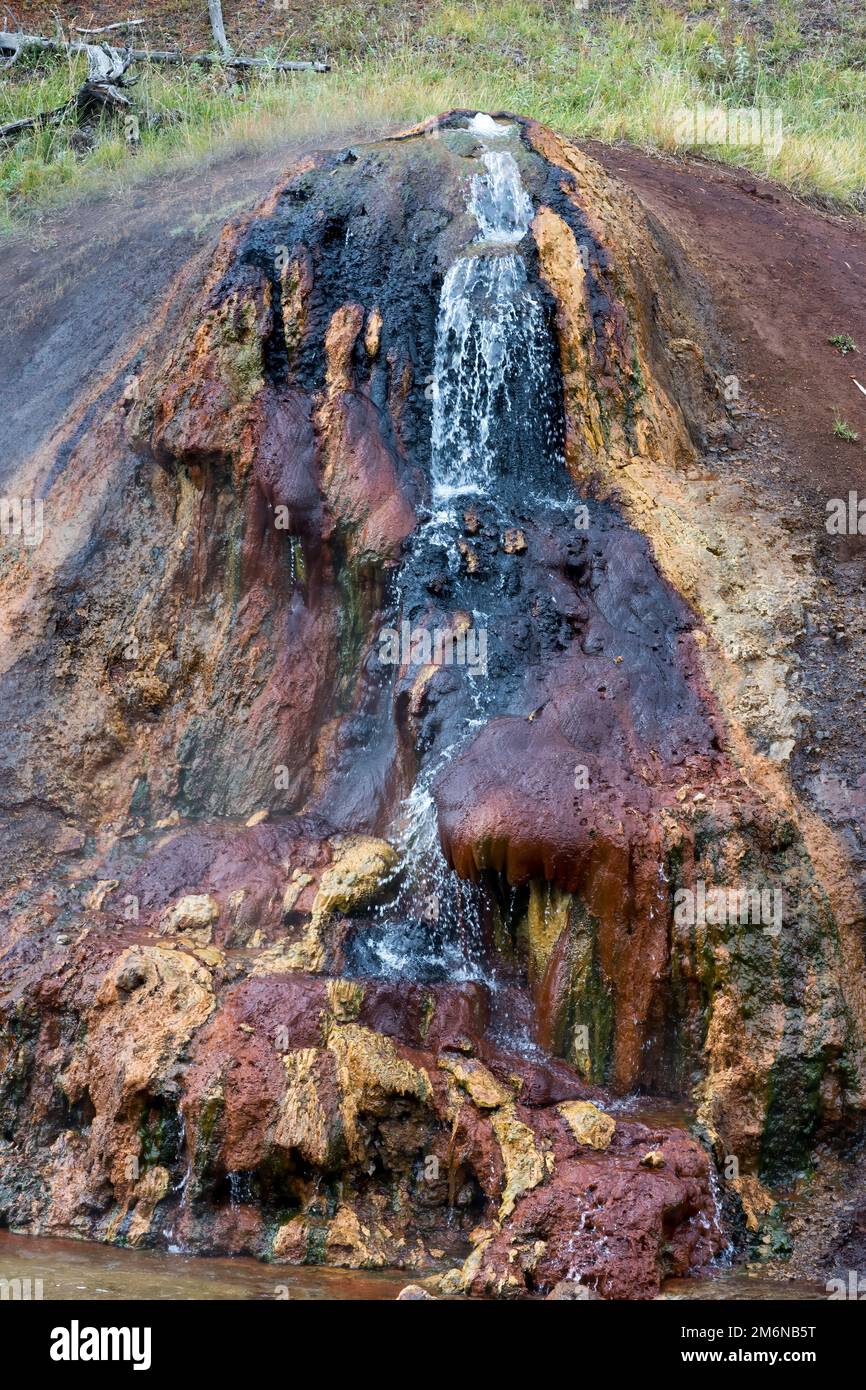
[0,111,864,1297]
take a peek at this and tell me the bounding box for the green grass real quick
[2,0,866,231]
[832,411,860,442]
[828,333,858,354]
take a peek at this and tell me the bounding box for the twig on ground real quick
[73,20,145,36]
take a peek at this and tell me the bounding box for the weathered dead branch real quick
[207,0,232,60]
[0,30,329,72]
[73,20,145,36]
[0,23,329,142]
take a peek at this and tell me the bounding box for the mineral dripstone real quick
[0,111,864,1297]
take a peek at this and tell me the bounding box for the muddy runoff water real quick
[0,1232,828,1301]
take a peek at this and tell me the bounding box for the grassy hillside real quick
[2,0,865,228]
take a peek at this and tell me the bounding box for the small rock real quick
[364,308,382,359]
[196,946,224,967]
[457,539,480,573]
[327,977,365,1022]
[159,894,219,944]
[438,1053,512,1109]
[438,1034,474,1055]
[558,1100,616,1150]
[397,1284,437,1300]
[282,873,313,917]
[546,1280,601,1300]
[311,838,397,923]
[54,826,86,856]
[83,879,120,912]
[640,1150,666,1169]
[503,527,527,554]
[668,337,703,361]
[436,1268,465,1296]
[463,505,480,535]
[115,960,147,994]
[769,739,795,762]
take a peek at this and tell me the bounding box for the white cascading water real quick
[430,133,555,502]
[350,117,554,1007]
[431,258,551,501]
[469,150,533,244]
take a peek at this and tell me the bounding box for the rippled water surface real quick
[0,1232,414,1301]
[0,1233,830,1302]
[661,1273,828,1301]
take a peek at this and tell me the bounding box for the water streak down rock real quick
[0,112,864,1297]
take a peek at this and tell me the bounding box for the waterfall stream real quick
[345,117,562,1018]
[431,128,561,502]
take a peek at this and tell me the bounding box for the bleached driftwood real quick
[78,40,135,113]
[0,26,329,138]
[0,31,328,71]
[0,36,135,137]
[207,0,232,60]
[73,20,145,36]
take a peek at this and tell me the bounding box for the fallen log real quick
[0,37,133,140]
[187,50,329,72]
[0,105,70,139]
[0,30,330,72]
[0,23,329,142]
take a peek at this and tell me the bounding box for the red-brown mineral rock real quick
[1,111,864,1297]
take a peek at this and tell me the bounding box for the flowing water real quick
[0,1231,827,1301]
[0,1231,414,1301]
[338,116,748,1271]
[431,135,562,502]
[345,116,564,999]
[661,1273,828,1301]
[431,254,560,502]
